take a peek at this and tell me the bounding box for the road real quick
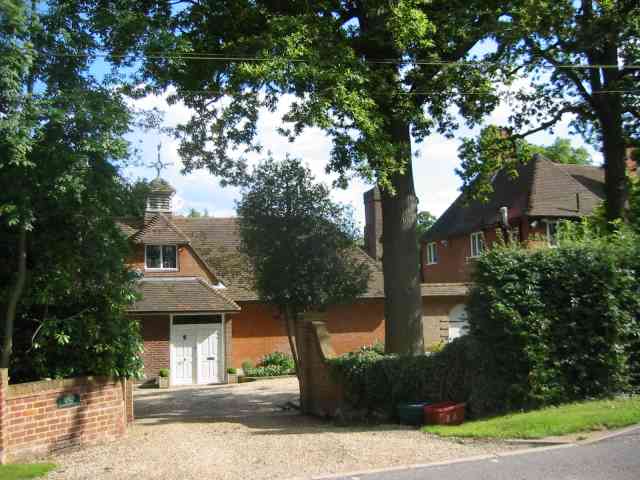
[331,428,640,480]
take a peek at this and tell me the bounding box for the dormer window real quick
[145,245,178,270]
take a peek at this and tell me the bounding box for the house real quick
[117,177,387,386]
[418,154,608,345]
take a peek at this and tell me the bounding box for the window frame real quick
[469,231,485,258]
[144,244,179,271]
[426,242,438,265]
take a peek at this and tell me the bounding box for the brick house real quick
[118,177,387,386]
[417,154,609,345]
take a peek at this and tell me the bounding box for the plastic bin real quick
[396,402,429,425]
[424,401,466,425]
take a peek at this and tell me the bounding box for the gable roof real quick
[119,215,385,302]
[128,277,240,313]
[423,156,605,242]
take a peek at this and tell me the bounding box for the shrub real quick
[467,230,640,415]
[158,368,169,378]
[227,367,237,374]
[259,351,295,372]
[359,341,385,355]
[328,337,479,416]
[241,361,253,374]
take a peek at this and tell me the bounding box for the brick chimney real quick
[363,187,383,260]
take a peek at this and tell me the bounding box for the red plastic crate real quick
[424,401,466,425]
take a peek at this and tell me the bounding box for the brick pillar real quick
[123,378,134,426]
[224,317,232,381]
[0,369,8,464]
[297,313,343,417]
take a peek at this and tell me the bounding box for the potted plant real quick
[157,368,170,389]
[227,367,238,384]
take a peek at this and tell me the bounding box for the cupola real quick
[146,177,175,216]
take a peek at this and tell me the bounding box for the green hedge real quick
[243,351,295,377]
[329,229,640,418]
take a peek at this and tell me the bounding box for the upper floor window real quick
[426,242,438,265]
[470,231,485,258]
[145,245,178,270]
[546,221,559,247]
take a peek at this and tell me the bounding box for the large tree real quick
[0,0,144,379]
[237,157,370,402]
[91,0,512,354]
[462,1,639,221]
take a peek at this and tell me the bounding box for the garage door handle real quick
[207,356,216,360]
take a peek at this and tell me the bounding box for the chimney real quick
[145,177,175,220]
[626,147,638,177]
[364,187,383,260]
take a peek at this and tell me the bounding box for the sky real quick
[122,89,602,232]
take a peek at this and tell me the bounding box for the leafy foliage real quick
[0,0,144,381]
[243,351,295,377]
[237,157,371,312]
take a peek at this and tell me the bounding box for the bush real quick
[227,367,237,374]
[158,368,169,378]
[241,352,295,377]
[467,230,640,415]
[359,341,385,355]
[328,337,479,416]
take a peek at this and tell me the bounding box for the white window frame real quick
[469,231,485,258]
[426,242,438,265]
[144,244,179,271]
[546,221,559,247]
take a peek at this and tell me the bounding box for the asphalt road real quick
[332,428,640,480]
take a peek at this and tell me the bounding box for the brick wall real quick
[137,314,170,381]
[0,369,132,463]
[230,299,386,367]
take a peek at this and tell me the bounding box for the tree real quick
[92,0,513,354]
[236,157,370,399]
[530,138,592,166]
[463,1,639,221]
[186,208,209,218]
[0,0,144,379]
[416,211,436,246]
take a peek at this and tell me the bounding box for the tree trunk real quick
[2,225,27,369]
[380,118,424,355]
[282,306,305,408]
[600,102,628,223]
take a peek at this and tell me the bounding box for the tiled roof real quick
[131,213,191,245]
[118,215,385,302]
[423,156,605,242]
[128,277,240,313]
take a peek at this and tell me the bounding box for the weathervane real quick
[148,142,172,178]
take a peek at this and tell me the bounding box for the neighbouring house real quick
[118,177,387,386]
[418,154,613,346]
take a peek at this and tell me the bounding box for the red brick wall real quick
[230,300,385,367]
[136,314,170,381]
[0,370,131,463]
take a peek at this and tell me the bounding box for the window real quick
[546,221,559,247]
[426,242,438,265]
[470,232,485,258]
[145,245,178,270]
[448,304,469,341]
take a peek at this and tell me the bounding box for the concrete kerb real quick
[305,424,640,480]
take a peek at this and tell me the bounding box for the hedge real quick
[329,229,640,418]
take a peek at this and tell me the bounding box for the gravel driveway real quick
[47,378,512,480]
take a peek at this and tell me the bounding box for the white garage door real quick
[448,304,469,340]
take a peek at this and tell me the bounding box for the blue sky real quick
[122,90,601,231]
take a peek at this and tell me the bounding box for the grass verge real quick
[423,397,640,439]
[0,463,56,479]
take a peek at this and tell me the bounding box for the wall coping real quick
[7,375,120,399]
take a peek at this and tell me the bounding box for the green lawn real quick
[423,397,640,439]
[0,463,56,480]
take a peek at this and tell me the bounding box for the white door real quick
[197,325,222,384]
[172,326,196,385]
[448,304,469,341]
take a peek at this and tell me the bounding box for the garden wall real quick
[0,369,133,463]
